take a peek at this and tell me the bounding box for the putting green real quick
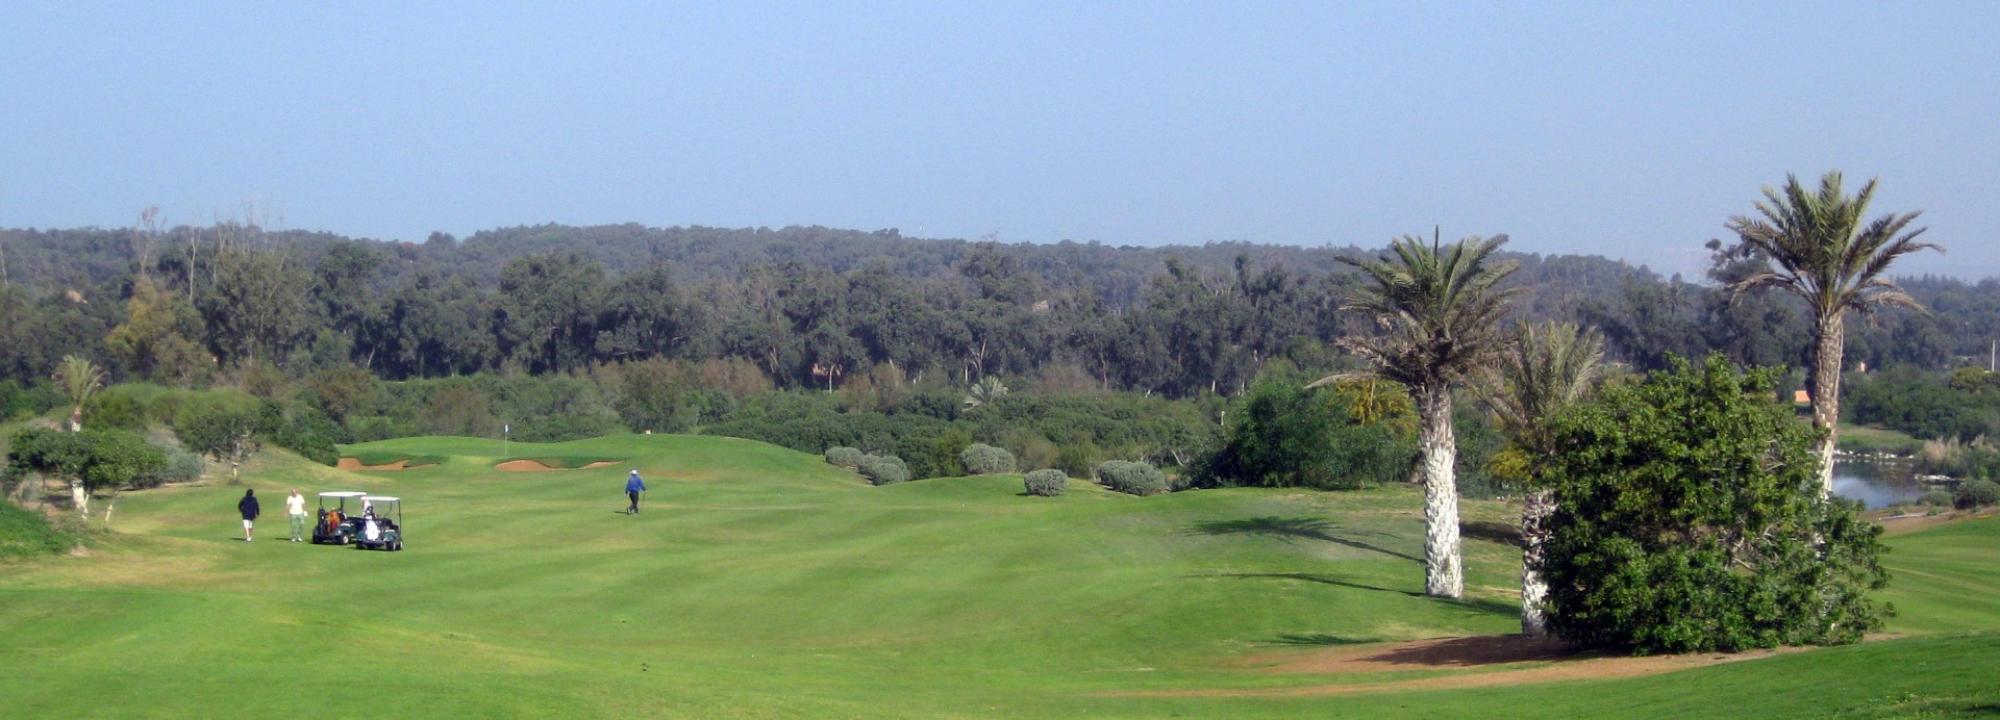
[1,434,1994,718]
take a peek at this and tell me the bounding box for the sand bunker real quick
[495,459,622,472]
[1114,635,1797,698]
[338,458,413,471]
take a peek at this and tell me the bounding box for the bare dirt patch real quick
[1121,635,1800,698]
[495,459,561,472]
[337,458,410,471]
[1876,508,1995,536]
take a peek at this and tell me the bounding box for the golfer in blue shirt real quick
[625,470,647,514]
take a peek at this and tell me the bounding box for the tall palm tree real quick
[1727,172,1940,496]
[1315,230,1519,598]
[53,355,104,433]
[962,376,1009,411]
[52,355,105,518]
[1477,321,1605,637]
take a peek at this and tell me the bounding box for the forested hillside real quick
[3,221,1989,395]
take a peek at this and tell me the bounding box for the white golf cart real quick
[312,491,367,545]
[353,495,404,552]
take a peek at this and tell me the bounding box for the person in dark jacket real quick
[625,470,646,514]
[238,489,261,542]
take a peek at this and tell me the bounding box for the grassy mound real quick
[0,501,77,558]
[0,432,1993,718]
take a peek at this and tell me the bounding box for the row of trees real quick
[0,197,1986,402]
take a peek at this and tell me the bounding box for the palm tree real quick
[1477,321,1605,637]
[1727,172,1940,496]
[1315,230,1519,598]
[53,355,105,433]
[51,355,105,517]
[962,376,1009,411]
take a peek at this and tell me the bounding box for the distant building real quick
[1793,389,1811,405]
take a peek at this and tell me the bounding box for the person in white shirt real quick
[286,489,308,543]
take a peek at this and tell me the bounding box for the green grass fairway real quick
[2,435,1996,718]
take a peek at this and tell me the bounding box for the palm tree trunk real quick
[1809,315,1844,497]
[1520,487,1553,636]
[1417,384,1465,599]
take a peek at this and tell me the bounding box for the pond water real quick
[1831,460,1927,509]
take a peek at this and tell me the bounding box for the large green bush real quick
[6,427,168,492]
[1541,356,1889,654]
[1,380,64,421]
[960,443,1016,475]
[1956,479,2000,509]
[1023,469,1066,497]
[1095,460,1166,496]
[1195,379,1412,491]
[172,392,265,481]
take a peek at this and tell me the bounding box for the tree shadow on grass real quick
[1356,634,1593,668]
[1269,633,1382,647]
[1209,571,1424,597]
[1461,519,1524,548]
[1190,516,1421,563]
[1202,572,1518,619]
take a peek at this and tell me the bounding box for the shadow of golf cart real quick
[352,495,403,552]
[312,491,366,545]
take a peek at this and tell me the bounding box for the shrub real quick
[960,443,1017,475]
[1920,489,1955,507]
[858,454,910,486]
[173,392,264,482]
[1096,460,1166,496]
[1023,469,1067,497]
[1542,356,1888,653]
[1956,479,2000,509]
[1055,441,1103,479]
[1194,380,1414,491]
[134,450,204,489]
[824,446,864,468]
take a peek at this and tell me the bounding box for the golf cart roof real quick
[319,491,366,498]
[362,496,400,503]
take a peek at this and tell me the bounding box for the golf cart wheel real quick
[393,542,403,551]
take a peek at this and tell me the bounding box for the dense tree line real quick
[1,221,1989,396]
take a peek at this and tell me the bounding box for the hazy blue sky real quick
[3,2,1995,278]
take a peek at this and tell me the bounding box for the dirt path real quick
[1876,508,1995,535]
[1115,635,1798,698]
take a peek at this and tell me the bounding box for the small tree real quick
[6,428,165,527]
[1540,355,1888,653]
[50,356,105,515]
[174,394,264,484]
[73,430,166,529]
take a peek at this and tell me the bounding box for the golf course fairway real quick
[2,434,1996,718]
